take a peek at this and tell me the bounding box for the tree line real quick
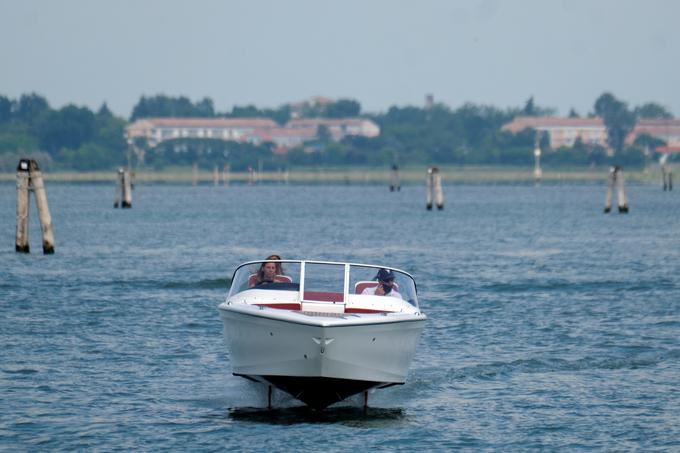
[130,95,361,124]
[0,93,126,171]
[0,92,673,172]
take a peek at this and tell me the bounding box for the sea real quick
[1,180,679,451]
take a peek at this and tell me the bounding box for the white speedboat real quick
[218,259,426,409]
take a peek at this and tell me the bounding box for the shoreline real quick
[0,166,663,184]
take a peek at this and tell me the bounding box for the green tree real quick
[56,143,119,170]
[265,105,291,125]
[521,96,556,116]
[634,102,673,119]
[227,104,291,125]
[15,93,49,125]
[594,92,636,155]
[37,104,96,154]
[230,105,261,117]
[317,125,332,143]
[0,96,11,123]
[324,99,361,118]
[130,95,216,120]
[93,103,127,163]
[0,124,40,152]
[633,133,665,152]
[195,97,215,117]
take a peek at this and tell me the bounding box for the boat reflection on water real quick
[227,406,406,426]
[219,260,426,410]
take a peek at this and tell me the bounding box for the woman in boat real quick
[250,254,288,287]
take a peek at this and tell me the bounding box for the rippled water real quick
[1,181,679,450]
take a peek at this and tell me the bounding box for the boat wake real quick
[444,349,680,382]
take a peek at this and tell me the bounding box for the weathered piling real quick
[616,167,628,213]
[426,167,444,210]
[434,169,444,210]
[247,165,255,185]
[390,164,401,191]
[426,168,433,210]
[222,164,231,186]
[533,146,542,182]
[122,169,132,208]
[15,159,54,254]
[662,164,673,191]
[192,163,198,186]
[213,165,219,186]
[604,167,615,213]
[604,166,628,213]
[114,168,132,208]
[29,160,55,253]
[15,160,30,253]
[114,168,123,208]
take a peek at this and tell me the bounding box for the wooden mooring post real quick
[247,165,255,185]
[114,169,123,208]
[390,164,401,191]
[114,168,132,208]
[16,161,30,252]
[426,167,444,210]
[604,166,628,213]
[533,146,542,182]
[662,163,673,191]
[15,159,55,254]
[222,164,231,186]
[533,131,542,182]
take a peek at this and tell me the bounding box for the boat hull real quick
[219,305,425,408]
[239,375,385,409]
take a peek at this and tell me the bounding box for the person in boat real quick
[249,255,290,287]
[361,268,402,299]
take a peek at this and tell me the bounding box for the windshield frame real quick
[228,259,419,309]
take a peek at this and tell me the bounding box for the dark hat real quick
[375,268,395,282]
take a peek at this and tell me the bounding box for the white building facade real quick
[125,117,381,152]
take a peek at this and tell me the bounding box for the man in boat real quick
[361,268,402,299]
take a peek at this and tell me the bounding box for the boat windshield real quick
[229,261,302,297]
[228,260,419,309]
[349,264,418,308]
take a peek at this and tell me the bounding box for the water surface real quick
[1,182,679,450]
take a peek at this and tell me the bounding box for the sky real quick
[1,0,679,119]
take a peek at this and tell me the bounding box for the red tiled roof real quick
[655,145,680,153]
[287,118,370,127]
[141,117,278,128]
[503,116,603,133]
[504,117,680,134]
[634,119,680,136]
[251,127,317,141]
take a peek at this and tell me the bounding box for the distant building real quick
[502,116,680,152]
[502,116,608,149]
[630,119,680,153]
[125,118,278,148]
[250,127,318,154]
[425,94,434,110]
[286,118,380,141]
[125,116,380,152]
[289,96,334,119]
